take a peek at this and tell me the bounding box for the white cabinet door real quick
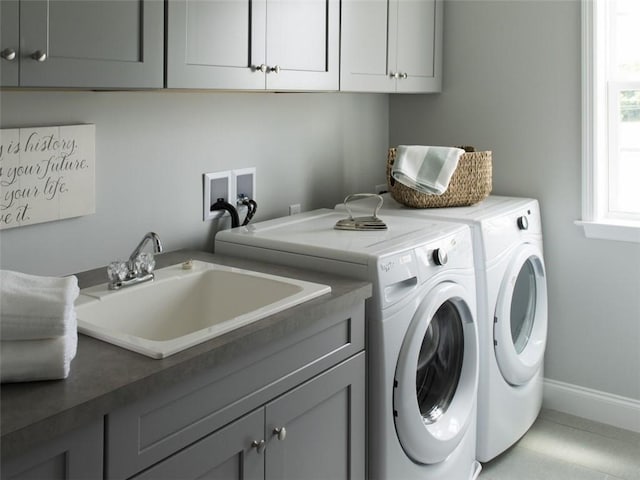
[166,0,267,89]
[392,0,442,93]
[167,0,339,91]
[265,0,339,91]
[339,0,391,92]
[11,0,164,88]
[340,0,442,93]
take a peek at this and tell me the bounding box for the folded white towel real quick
[0,329,77,383]
[391,145,465,195]
[0,270,79,340]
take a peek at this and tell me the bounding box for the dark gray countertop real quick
[0,250,371,460]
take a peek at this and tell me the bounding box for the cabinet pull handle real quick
[273,426,287,441]
[399,72,408,79]
[252,64,267,73]
[251,439,266,453]
[31,50,47,62]
[1,48,16,61]
[269,65,280,74]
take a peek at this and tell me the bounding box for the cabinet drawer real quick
[106,303,364,479]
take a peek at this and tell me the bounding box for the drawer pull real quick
[1,48,16,61]
[273,426,287,441]
[31,50,47,62]
[251,439,265,453]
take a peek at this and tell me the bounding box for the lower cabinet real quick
[1,420,103,480]
[264,352,365,480]
[1,302,366,480]
[133,352,365,480]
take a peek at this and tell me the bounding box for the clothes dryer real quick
[336,194,548,462]
[216,210,482,480]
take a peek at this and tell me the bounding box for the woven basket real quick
[386,147,492,208]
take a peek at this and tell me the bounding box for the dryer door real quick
[493,243,548,386]
[393,282,478,465]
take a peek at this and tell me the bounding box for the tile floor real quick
[479,409,640,480]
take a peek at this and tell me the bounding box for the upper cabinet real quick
[166,0,339,91]
[340,0,443,93]
[1,0,442,92]
[0,0,164,89]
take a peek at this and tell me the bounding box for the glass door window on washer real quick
[393,283,478,466]
[494,247,548,387]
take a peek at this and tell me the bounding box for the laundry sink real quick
[76,260,331,359]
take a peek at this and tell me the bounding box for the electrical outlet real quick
[289,204,301,215]
[203,171,232,221]
[375,183,387,194]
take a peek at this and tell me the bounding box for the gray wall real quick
[390,0,640,400]
[0,91,389,275]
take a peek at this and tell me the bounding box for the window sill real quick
[575,220,640,243]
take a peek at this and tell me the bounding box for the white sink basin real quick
[76,260,331,359]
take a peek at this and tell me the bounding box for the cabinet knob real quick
[253,64,267,73]
[269,65,281,74]
[389,72,399,79]
[273,426,287,441]
[1,48,16,61]
[251,439,265,453]
[399,72,408,79]
[31,50,47,62]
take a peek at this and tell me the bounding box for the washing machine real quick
[216,209,482,480]
[337,194,548,462]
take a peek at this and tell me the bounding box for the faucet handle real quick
[134,252,156,275]
[107,261,129,283]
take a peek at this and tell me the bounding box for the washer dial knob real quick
[432,248,448,266]
[517,215,529,230]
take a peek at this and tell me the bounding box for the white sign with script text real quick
[0,124,95,230]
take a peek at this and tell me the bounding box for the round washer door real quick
[494,243,548,386]
[394,281,478,465]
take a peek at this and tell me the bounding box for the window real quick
[579,0,640,243]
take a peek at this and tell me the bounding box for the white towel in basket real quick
[391,145,464,195]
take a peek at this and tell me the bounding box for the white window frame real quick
[578,0,640,243]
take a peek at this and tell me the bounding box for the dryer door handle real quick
[383,276,418,305]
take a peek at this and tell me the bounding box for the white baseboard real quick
[543,378,640,433]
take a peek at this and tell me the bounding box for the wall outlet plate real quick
[203,171,232,221]
[289,204,301,215]
[203,168,257,222]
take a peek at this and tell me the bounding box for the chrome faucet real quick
[108,232,163,290]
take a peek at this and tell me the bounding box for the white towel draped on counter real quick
[391,145,465,195]
[0,269,79,382]
[0,270,79,340]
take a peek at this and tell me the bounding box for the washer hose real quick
[238,196,258,226]
[210,197,240,228]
